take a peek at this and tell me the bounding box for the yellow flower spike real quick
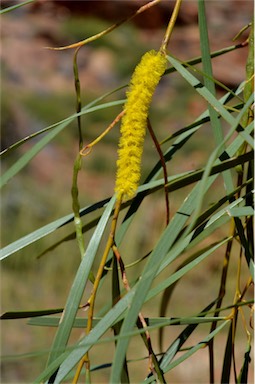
[115,50,167,200]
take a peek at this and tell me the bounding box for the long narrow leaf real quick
[198,0,224,141]
[167,55,236,126]
[27,315,226,328]
[161,321,230,378]
[37,289,135,383]
[0,0,35,14]
[0,198,109,260]
[158,300,218,373]
[46,196,115,366]
[148,237,230,302]
[1,308,64,320]
[0,100,124,187]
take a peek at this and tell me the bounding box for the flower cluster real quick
[115,50,167,200]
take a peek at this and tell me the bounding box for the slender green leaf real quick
[0,198,110,260]
[0,0,35,14]
[1,91,125,157]
[158,300,218,373]
[167,53,253,234]
[227,207,254,217]
[46,196,115,366]
[166,55,236,126]
[0,100,124,187]
[1,123,66,189]
[144,320,230,383]
[148,237,230,303]
[27,315,226,328]
[198,0,225,144]
[164,43,246,76]
[162,321,230,376]
[1,308,64,320]
[36,289,135,383]
[158,239,229,347]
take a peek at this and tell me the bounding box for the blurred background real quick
[1,1,253,382]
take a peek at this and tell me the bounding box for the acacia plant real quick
[1,1,254,383]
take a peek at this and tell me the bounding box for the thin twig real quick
[71,154,85,257]
[80,110,125,157]
[147,119,170,226]
[160,0,183,54]
[87,197,123,332]
[71,46,86,261]
[71,45,93,384]
[73,47,83,150]
[45,0,161,50]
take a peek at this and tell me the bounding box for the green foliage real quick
[1,1,254,384]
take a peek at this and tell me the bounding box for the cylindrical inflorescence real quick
[115,50,167,200]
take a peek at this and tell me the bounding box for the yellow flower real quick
[115,50,167,200]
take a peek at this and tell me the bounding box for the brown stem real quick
[147,119,170,226]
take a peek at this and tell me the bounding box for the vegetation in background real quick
[1,1,254,383]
